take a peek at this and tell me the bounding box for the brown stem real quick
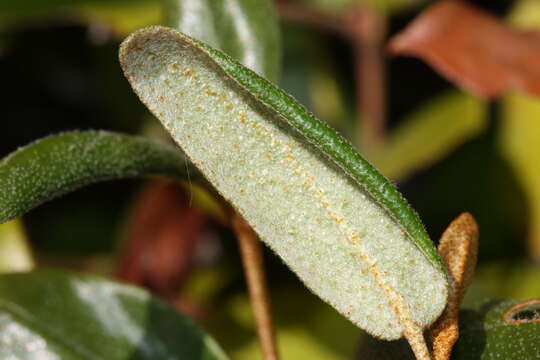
[275,0,347,35]
[232,213,280,360]
[347,7,388,154]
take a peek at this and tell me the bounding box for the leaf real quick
[356,299,540,359]
[0,269,228,359]
[0,219,34,273]
[372,91,487,181]
[164,0,280,82]
[119,26,448,344]
[0,130,196,224]
[294,0,426,15]
[118,179,217,299]
[453,299,540,359]
[388,0,540,99]
[76,1,161,36]
[500,94,540,260]
[0,0,161,34]
[496,1,540,261]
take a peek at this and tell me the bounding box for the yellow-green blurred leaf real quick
[0,0,161,37]
[464,262,540,308]
[209,288,360,360]
[299,0,425,14]
[0,219,33,272]
[508,0,540,28]
[499,0,540,261]
[500,94,540,260]
[372,91,487,181]
[76,1,161,36]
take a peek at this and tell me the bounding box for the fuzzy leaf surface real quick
[0,270,227,359]
[0,131,195,224]
[164,0,280,82]
[120,26,447,339]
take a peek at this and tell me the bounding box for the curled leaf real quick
[389,0,540,98]
[119,26,447,343]
[0,131,195,224]
[430,213,479,360]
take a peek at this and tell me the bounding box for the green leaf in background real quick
[208,287,360,360]
[119,26,447,346]
[0,270,228,359]
[0,131,196,224]
[298,0,426,15]
[0,219,33,273]
[164,0,281,82]
[500,94,540,261]
[0,0,162,34]
[373,91,487,181]
[76,1,161,36]
[500,0,540,261]
[463,262,540,307]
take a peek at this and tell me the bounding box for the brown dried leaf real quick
[389,0,540,98]
[430,213,479,360]
[118,180,217,301]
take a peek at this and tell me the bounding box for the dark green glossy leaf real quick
[120,26,447,344]
[0,270,227,359]
[163,0,280,82]
[0,131,196,224]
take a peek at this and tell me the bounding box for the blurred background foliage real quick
[1,0,539,359]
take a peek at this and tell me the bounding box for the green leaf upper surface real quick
[454,299,540,359]
[356,299,540,359]
[164,0,280,82]
[120,26,447,340]
[0,270,228,359]
[0,131,195,224]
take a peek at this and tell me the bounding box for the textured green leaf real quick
[0,131,195,224]
[119,26,447,341]
[373,91,487,181]
[164,0,280,82]
[454,299,540,359]
[356,299,540,359]
[0,219,33,273]
[0,270,227,359]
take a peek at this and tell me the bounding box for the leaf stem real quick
[275,0,347,35]
[232,213,280,360]
[347,6,388,154]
